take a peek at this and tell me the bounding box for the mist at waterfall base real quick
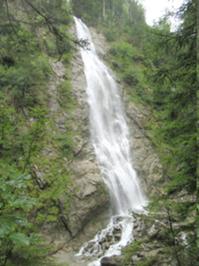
[74,17,147,266]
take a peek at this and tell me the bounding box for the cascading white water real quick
[74,17,147,265]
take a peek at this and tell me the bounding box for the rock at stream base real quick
[101,256,122,266]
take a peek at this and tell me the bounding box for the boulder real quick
[101,256,122,266]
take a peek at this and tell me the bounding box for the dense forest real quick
[0,0,197,266]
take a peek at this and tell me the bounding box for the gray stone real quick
[101,256,122,266]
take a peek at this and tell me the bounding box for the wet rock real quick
[114,234,121,241]
[90,27,108,59]
[131,255,140,263]
[141,249,161,258]
[126,102,163,195]
[148,223,159,239]
[101,256,122,266]
[31,164,48,189]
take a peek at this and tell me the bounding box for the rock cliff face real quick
[126,103,162,195]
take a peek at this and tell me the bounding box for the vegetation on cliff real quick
[0,1,74,265]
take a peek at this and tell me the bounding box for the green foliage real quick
[0,1,74,265]
[136,258,158,266]
[21,107,47,171]
[0,93,15,152]
[122,240,142,266]
[58,79,75,111]
[28,144,71,226]
[0,163,51,266]
[0,26,51,110]
[122,239,160,265]
[56,132,75,160]
[72,0,103,25]
[108,41,150,102]
[146,0,197,193]
[108,0,197,195]
[197,204,199,248]
[0,94,47,168]
[56,68,76,160]
[72,0,146,41]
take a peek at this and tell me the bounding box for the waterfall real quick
[74,17,147,265]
